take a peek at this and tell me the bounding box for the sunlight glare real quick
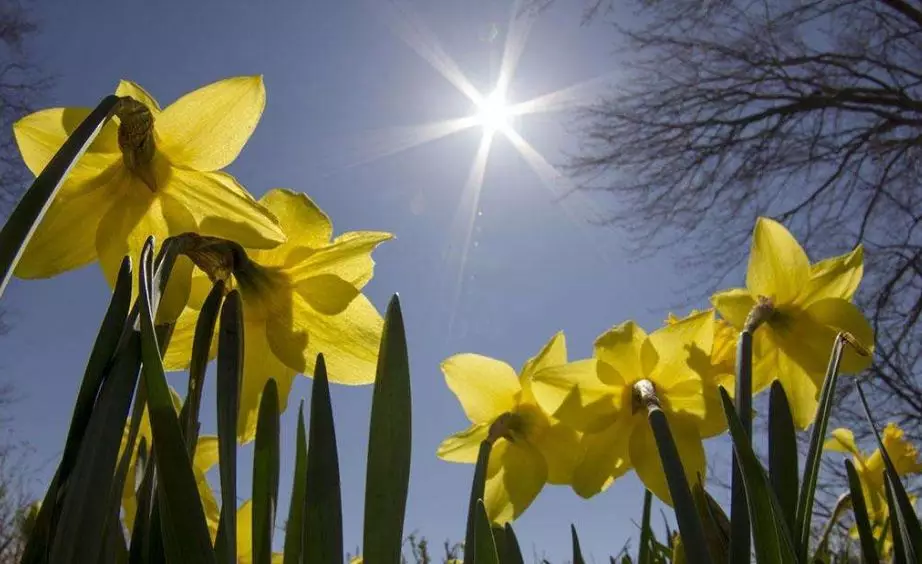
[475,90,511,133]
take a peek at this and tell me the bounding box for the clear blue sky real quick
[0,1,736,561]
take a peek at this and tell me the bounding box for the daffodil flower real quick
[531,316,712,504]
[437,332,582,524]
[163,189,391,441]
[825,424,922,556]
[13,77,285,319]
[711,217,874,428]
[203,500,282,564]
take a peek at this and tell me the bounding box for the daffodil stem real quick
[463,441,493,564]
[729,329,753,564]
[0,95,120,300]
[646,406,713,564]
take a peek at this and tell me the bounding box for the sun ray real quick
[319,116,478,176]
[381,0,483,103]
[495,0,536,97]
[446,131,495,334]
[509,71,618,116]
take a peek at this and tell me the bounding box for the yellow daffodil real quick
[825,423,922,553]
[214,500,282,564]
[162,188,391,441]
[13,76,285,319]
[531,315,712,504]
[711,217,873,428]
[118,391,219,538]
[437,332,582,524]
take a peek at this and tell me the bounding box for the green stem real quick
[729,329,753,563]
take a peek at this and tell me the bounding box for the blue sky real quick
[0,1,737,560]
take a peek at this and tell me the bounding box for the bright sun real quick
[474,90,511,133]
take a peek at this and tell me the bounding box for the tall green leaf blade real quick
[463,442,493,564]
[718,387,796,564]
[252,379,280,564]
[0,95,119,297]
[179,280,224,453]
[638,490,653,564]
[691,482,729,564]
[768,381,798,533]
[215,291,243,564]
[844,460,877,563]
[282,402,308,564]
[571,524,586,564]
[795,335,847,561]
[884,477,908,564]
[128,440,155,564]
[136,238,215,564]
[303,355,344,564]
[501,523,524,564]
[730,330,753,564]
[472,500,498,564]
[362,295,412,563]
[646,408,713,564]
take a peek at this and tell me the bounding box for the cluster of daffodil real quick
[13,76,392,442]
[439,217,876,525]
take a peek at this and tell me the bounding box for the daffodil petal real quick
[483,440,548,524]
[521,331,567,381]
[14,107,118,176]
[238,315,297,442]
[166,168,284,249]
[264,291,382,385]
[711,288,756,330]
[530,360,621,432]
[162,306,217,371]
[772,344,821,429]
[236,501,254,564]
[284,231,393,289]
[801,245,863,305]
[296,275,360,315]
[571,417,634,498]
[437,423,489,463]
[258,189,333,251]
[649,311,711,419]
[441,353,520,424]
[746,217,811,305]
[594,321,654,383]
[629,414,705,506]
[803,298,874,373]
[533,421,583,485]
[156,254,194,324]
[699,379,731,439]
[882,424,922,475]
[115,80,161,113]
[824,428,861,457]
[157,76,265,171]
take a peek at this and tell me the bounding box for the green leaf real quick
[472,500,498,564]
[571,524,586,564]
[128,440,155,564]
[795,334,848,561]
[718,387,796,564]
[730,330,753,564]
[463,441,493,564]
[304,355,343,564]
[691,482,729,564]
[363,295,412,563]
[215,291,243,564]
[253,379,280,564]
[884,479,907,564]
[645,408,713,564]
[856,381,922,559]
[638,490,653,564]
[844,460,877,563]
[501,523,524,564]
[135,238,215,564]
[179,280,224,453]
[768,381,798,534]
[282,402,308,564]
[0,95,120,298]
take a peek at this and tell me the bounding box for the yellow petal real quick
[14,107,118,176]
[264,291,383,385]
[296,275,360,315]
[648,312,711,419]
[770,343,821,429]
[258,188,333,251]
[629,414,705,506]
[115,80,161,113]
[236,501,254,564]
[825,428,862,458]
[437,423,489,463]
[238,313,297,442]
[441,353,520,424]
[283,231,393,289]
[156,254,194,324]
[520,331,567,381]
[801,245,863,305]
[156,76,265,171]
[746,217,810,305]
[193,435,220,472]
[530,360,621,432]
[594,321,655,383]
[533,421,583,485]
[711,288,756,331]
[881,424,922,475]
[483,440,548,524]
[165,168,284,249]
[571,416,635,498]
[14,167,122,278]
[803,298,874,373]
[162,306,217,371]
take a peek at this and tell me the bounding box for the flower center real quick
[744,295,775,332]
[115,97,158,191]
[631,378,660,414]
[487,404,550,445]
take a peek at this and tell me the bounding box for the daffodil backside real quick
[532,313,719,504]
[14,76,285,319]
[712,217,874,428]
[437,332,582,524]
[163,189,392,441]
